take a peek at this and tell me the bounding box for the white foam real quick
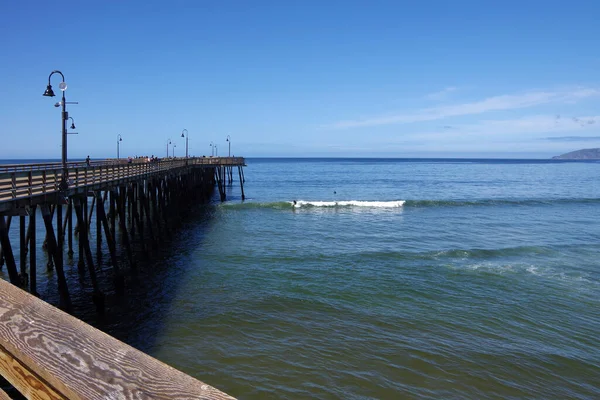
[290,200,405,208]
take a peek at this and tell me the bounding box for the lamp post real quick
[43,70,69,190]
[172,144,176,158]
[117,134,123,160]
[210,141,214,157]
[181,129,189,158]
[166,138,172,158]
[215,145,218,157]
[226,135,231,157]
[68,117,76,130]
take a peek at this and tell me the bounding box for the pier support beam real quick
[238,166,245,200]
[67,202,74,256]
[96,193,102,260]
[40,204,71,312]
[0,216,13,269]
[74,197,105,313]
[19,215,28,287]
[29,206,37,296]
[0,215,19,285]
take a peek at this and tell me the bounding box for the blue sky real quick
[1,0,599,159]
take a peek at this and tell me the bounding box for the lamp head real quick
[43,84,55,97]
[119,137,122,141]
[181,133,185,138]
[70,122,76,129]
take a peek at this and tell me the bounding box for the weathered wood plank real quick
[0,280,235,400]
[0,343,65,400]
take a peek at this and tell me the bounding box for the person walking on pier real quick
[85,155,91,167]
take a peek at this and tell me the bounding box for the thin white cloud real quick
[425,86,457,101]
[465,114,600,135]
[325,87,600,129]
[382,115,600,149]
[542,136,600,142]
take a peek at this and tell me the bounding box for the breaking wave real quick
[219,197,600,210]
[291,200,405,208]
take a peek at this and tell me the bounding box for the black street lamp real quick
[166,138,172,158]
[68,117,76,130]
[172,144,176,158]
[181,129,189,158]
[43,70,69,190]
[210,141,214,157]
[117,134,123,159]
[226,135,231,157]
[215,144,218,157]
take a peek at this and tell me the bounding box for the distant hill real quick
[552,148,600,159]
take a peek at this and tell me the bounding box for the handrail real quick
[0,157,245,205]
[0,279,235,399]
[0,157,245,173]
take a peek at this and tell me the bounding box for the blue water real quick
[1,158,599,399]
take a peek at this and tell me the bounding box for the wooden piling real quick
[67,201,74,256]
[95,191,124,295]
[87,195,95,232]
[238,166,245,200]
[0,215,12,268]
[19,215,26,287]
[74,197,104,313]
[56,204,63,253]
[109,190,116,236]
[40,204,71,312]
[117,188,136,272]
[0,216,19,285]
[29,206,37,296]
[96,191,102,259]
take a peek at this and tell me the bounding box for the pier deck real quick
[0,157,245,213]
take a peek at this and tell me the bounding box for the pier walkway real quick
[0,157,245,212]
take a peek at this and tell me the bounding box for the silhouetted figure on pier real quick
[85,155,90,167]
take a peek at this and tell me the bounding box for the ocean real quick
[1,158,599,399]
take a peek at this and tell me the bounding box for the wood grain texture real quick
[0,280,235,400]
[0,343,65,400]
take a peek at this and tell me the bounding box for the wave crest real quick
[291,200,405,208]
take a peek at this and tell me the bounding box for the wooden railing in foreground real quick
[0,279,235,400]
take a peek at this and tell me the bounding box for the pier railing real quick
[0,157,245,205]
[0,279,234,399]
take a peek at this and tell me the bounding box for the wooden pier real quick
[0,157,246,398]
[0,157,246,311]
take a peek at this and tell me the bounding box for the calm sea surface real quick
[1,158,599,399]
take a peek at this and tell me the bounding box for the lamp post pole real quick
[181,129,189,159]
[210,141,214,157]
[43,70,69,190]
[226,135,231,157]
[215,145,218,157]
[117,134,122,160]
[166,139,171,158]
[173,144,176,158]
